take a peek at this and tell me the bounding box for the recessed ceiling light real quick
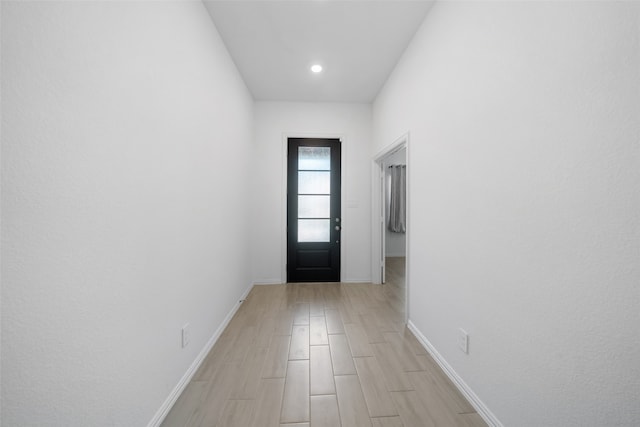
[311,64,323,73]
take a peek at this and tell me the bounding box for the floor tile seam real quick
[404,368,428,373]
[261,375,287,379]
[389,390,412,395]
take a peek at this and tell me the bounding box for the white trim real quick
[252,280,285,286]
[281,132,347,283]
[385,252,406,258]
[372,132,410,322]
[147,283,254,427]
[373,133,409,161]
[407,321,503,427]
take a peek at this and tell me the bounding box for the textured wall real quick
[1,2,253,425]
[373,1,640,426]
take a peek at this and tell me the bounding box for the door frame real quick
[281,132,345,283]
[372,133,410,322]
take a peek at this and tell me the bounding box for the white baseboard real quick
[252,279,373,285]
[252,280,284,285]
[407,321,503,427]
[147,282,254,427]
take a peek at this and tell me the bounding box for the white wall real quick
[1,2,253,425]
[373,1,640,426]
[384,148,406,257]
[252,102,372,284]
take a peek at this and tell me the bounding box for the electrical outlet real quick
[182,324,190,348]
[458,328,469,354]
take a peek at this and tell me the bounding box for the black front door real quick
[287,138,341,282]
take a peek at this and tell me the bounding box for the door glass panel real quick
[299,147,330,170]
[298,195,330,218]
[298,219,330,242]
[298,171,330,194]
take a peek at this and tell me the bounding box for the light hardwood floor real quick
[161,258,487,427]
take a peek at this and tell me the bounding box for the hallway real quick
[4,2,638,425]
[161,277,486,426]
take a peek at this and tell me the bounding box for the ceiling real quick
[203,0,434,103]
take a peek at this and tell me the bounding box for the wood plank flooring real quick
[161,258,487,427]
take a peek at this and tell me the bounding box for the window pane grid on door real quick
[298,171,330,194]
[298,147,331,243]
[298,219,331,242]
[298,195,330,218]
[298,147,330,170]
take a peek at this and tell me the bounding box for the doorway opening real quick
[373,134,409,321]
[287,138,341,282]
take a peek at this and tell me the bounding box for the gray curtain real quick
[388,164,406,233]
